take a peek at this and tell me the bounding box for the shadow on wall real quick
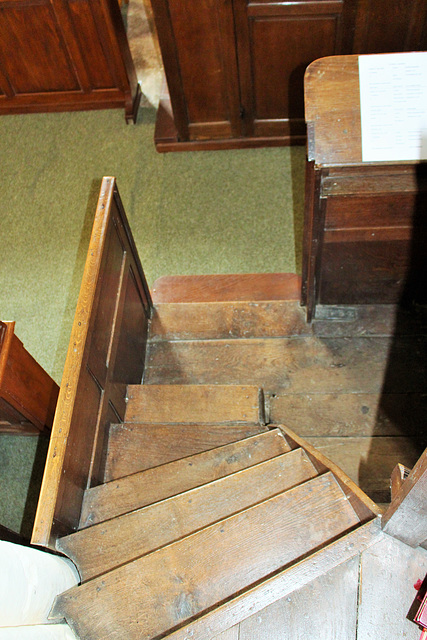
[360,162,427,503]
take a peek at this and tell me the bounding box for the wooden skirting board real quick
[154,99,306,153]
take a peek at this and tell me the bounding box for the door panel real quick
[234,0,343,139]
[163,0,242,140]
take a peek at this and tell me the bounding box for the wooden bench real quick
[0,321,59,435]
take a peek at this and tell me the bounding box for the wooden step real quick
[151,273,302,303]
[80,429,290,527]
[149,301,308,341]
[104,422,268,481]
[58,449,318,581]
[53,472,360,640]
[124,384,265,425]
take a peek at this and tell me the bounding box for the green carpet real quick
[0,106,305,534]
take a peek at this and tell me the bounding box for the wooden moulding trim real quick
[166,519,383,640]
[277,425,383,521]
[247,1,343,17]
[31,178,116,549]
[151,273,302,303]
[0,321,14,389]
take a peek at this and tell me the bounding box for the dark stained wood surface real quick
[80,429,291,527]
[151,273,301,303]
[58,450,318,581]
[53,472,360,640]
[305,55,362,165]
[151,300,427,341]
[31,178,152,549]
[104,422,268,481]
[153,0,427,150]
[0,0,140,121]
[270,393,427,438]
[303,55,427,319]
[145,336,427,394]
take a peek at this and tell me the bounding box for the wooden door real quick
[233,0,345,143]
[151,0,242,141]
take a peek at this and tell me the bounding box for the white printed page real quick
[359,52,427,162]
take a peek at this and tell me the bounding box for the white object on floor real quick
[0,624,77,639]
[0,541,79,627]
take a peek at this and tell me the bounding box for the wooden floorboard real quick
[306,436,423,502]
[150,301,309,341]
[146,301,427,504]
[145,336,427,395]
[150,302,427,341]
[357,535,427,639]
[164,520,382,640]
[151,273,301,303]
[238,556,359,639]
[124,384,264,425]
[270,392,427,438]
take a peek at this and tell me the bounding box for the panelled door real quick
[233,0,345,142]
[153,0,243,141]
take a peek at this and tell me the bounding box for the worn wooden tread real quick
[149,301,309,341]
[149,302,427,342]
[53,472,360,640]
[58,449,318,581]
[80,429,290,527]
[104,422,268,482]
[163,520,382,640]
[124,384,265,425]
[144,336,427,394]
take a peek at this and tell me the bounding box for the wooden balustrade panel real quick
[31,177,152,549]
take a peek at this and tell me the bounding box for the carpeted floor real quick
[0,106,305,535]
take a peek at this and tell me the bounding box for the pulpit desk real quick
[301,55,427,322]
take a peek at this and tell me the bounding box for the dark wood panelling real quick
[31,178,153,549]
[68,0,115,89]
[161,0,241,139]
[0,1,79,93]
[0,0,140,120]
[245,7,342,137]
[303,55,427,319]
[353,0,427,53]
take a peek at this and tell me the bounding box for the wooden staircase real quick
[30,178,427,639]
[51,400,378,639]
